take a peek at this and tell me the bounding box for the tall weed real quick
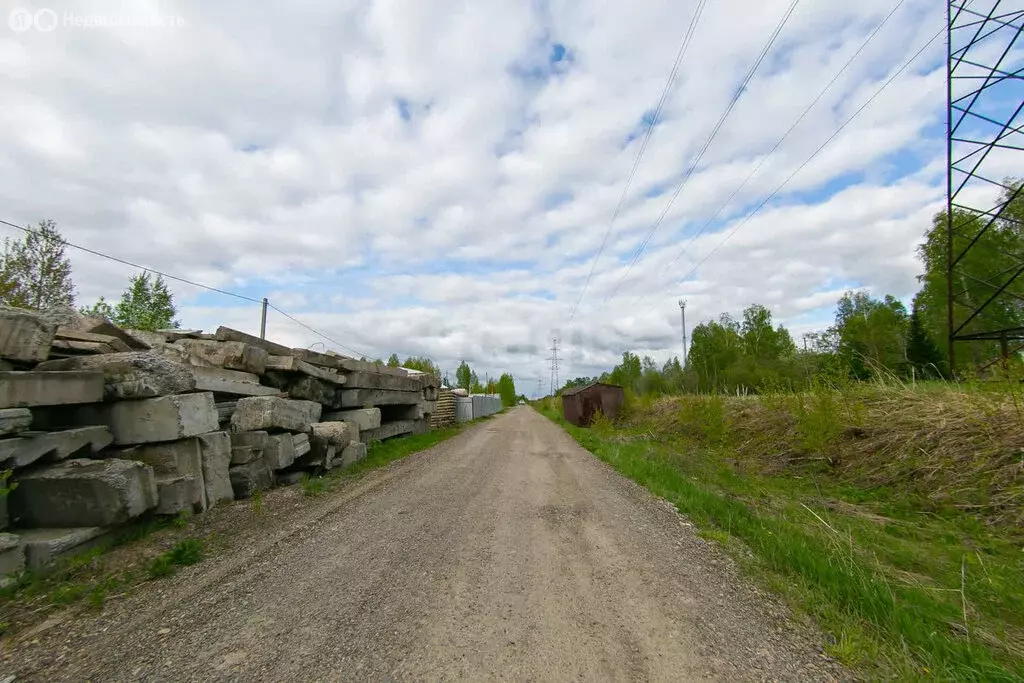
[677,394,728,447]
[794,378,844,456]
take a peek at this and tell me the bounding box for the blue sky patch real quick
[395,98,413,122]
[624,108,658,145]
[543,190,573,209]
[550,43,567,65]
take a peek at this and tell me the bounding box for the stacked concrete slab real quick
[0,308,439,582]
[430,388,456,429]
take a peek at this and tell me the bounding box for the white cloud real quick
[1,0,995,394]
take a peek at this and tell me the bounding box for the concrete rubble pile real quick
[0,305,437,581]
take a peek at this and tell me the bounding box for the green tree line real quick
[1,220,180,331]
[377,356,519,406]
[563,179,1023,396]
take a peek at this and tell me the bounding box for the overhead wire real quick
[0,217,373,358]
[622,0,910,300]
[639,21,948,315]
[600,0,802,305]
[567,0,710,322]
[265,303,372,359]
[0,218,263,304]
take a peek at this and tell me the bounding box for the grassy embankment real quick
[538,381,1024,680]
[0,420,475,635]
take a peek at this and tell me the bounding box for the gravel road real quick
[1,406,845,681]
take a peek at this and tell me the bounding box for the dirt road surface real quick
[1,407,844,681]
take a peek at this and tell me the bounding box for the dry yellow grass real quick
[625,384,1024,530]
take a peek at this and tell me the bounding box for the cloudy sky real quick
[1,0,1015,394]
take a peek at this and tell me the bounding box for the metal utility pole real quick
[678,299,688,367]
[548,338,560,396]
[260,298,268,340]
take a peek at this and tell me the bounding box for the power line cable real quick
[568,0,710,321]
[0,218,263,304]
[0,217,374,357]
[629,0,910,295]
[601,0,801,305]
[642,22,947,314]
[265,303,372,359]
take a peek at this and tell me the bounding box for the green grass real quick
[147,538,204,579]
[172,509,192,528]
[314,422,470,491]
[300,473,326,497]
[356,424,467,472]
[537,403,1024,680]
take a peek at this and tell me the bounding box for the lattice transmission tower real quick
[945,0,1024,371]
[548,338,560,396]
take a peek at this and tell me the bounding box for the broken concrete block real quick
[230,396,321,433]
[229,459,272,499]
[321,408,381,431]
[0,532,25,577]
[0,426,113,470]
[49,339,119,356]
[9,458,158,527]
[361,419,416,443]
[174,339,268,374]
[343,371,422,392]
[298,353,413,377]
[294,424,353,471]
[265,356,347,385]
[311,421,355,447]
[154,475,206,515]
[20,526,111,570]
[146,341,198,367]
[296,441,335,470]
[335,388,422,408]
[35,353,194,400]
[55,328,133,352]
[283,376,337,405]
[105,392,218,445]
[0,371,103,408]
[191,366,279,396]
[339,440,367,468]
[55,312,149,350]
[230,431,268,465]
[159,329,204,341]
[124,329,169,348]
[292,433,310,458]
[118,437,203,477]
[214,326,291,356]
[0,306,56,363]
[0,408,32,436]
[263,433,297,470]
[197,432,233,507]
[289,348,350,370]
[215,400,237,425]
